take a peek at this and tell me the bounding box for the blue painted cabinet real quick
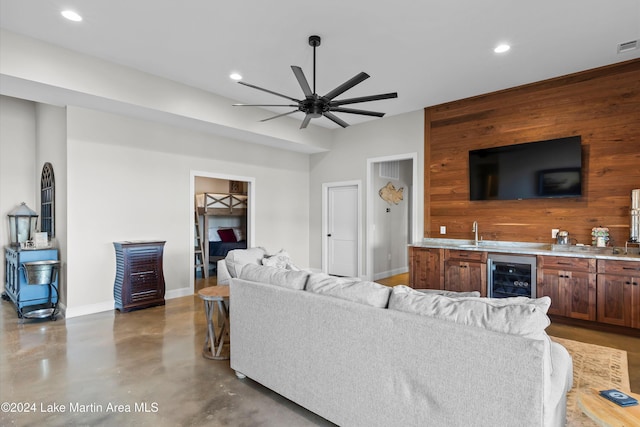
[3,247,59,316]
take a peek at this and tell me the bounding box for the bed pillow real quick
[217,228,237,243]
[208,228,222,242]
[232,227,245,242]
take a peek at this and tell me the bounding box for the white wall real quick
[0,29,332,154]
[309,110,424,274]
[65,106,310,317]
[0,96,37,291]
[35,103,67,304]
[372,159,412,279]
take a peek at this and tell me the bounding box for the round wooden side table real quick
[578,388,640,427]
[198,286,230,360]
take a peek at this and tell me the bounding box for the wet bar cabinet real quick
[113,241,166,312]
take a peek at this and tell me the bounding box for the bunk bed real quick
[196,193,248,268]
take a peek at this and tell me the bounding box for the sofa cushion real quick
[306,273,391,308]
[411,287,481,298]
[225,247,267,278]
[239,264,309,290]
[388,286,551,341]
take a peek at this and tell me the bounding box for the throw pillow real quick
[306,273,391,308]
[239,264,309,290]
[224,247,267,277]
[232,227,245,242]
[262,249,291,269]
[217,228,237,243]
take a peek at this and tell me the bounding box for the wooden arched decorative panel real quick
[40,162,55,238]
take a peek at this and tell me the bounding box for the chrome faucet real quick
[472,221,479,246]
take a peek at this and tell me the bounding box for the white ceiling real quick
[1,0,639,129]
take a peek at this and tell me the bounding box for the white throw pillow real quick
[224,247,267,278]
[262,249,291,269]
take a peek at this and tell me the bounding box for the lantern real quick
[7,202,38,248]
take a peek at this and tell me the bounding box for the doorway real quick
[322,181,361,277]
[366,153,419,281]
[190,171,255,292]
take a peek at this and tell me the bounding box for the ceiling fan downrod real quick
[309,35,321,96]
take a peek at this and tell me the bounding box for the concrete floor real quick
[0,293,334,427]
[1,279,638,427]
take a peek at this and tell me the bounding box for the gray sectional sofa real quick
[219,248,573,427]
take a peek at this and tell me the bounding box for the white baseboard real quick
[373,266,409,282]
[64,286,193,319]
[166,287,193,299]
[65,300,114,319]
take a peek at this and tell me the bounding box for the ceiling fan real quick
[233,35,398,129]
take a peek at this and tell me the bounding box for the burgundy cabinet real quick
[113,241,166,312]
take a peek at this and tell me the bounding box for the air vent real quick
[379,161,400,180]
[617,40,638,54]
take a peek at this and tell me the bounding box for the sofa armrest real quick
[217,259,231,286]
[544,341,573,426]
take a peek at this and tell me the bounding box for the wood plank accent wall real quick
[424,59,640,246]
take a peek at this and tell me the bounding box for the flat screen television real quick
[469,136,582,201]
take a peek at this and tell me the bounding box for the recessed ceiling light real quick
[494,44,511,54]
[229,73,243,81]
[61,10,83,22]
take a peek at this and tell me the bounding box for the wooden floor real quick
[199,271,639,392]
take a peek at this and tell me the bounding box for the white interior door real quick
[327,185,359,277]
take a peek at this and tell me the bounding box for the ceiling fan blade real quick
[329,107,385,117]
[323,112,349,128]
[233,104,299,107]
[238,81,301,103]
[331,92,398,106]
[291,66,313,97]
[323,72,370,100]
[260,110,300,122]
[300,114,313,129]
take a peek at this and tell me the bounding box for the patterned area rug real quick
[551,337,630,427]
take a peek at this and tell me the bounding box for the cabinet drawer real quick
[445,249,486,262]
[597,259,640,275]
[537,255,595,272]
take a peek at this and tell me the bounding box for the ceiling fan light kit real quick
[233,35,398,129]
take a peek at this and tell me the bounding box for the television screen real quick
[469,136,582,201]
